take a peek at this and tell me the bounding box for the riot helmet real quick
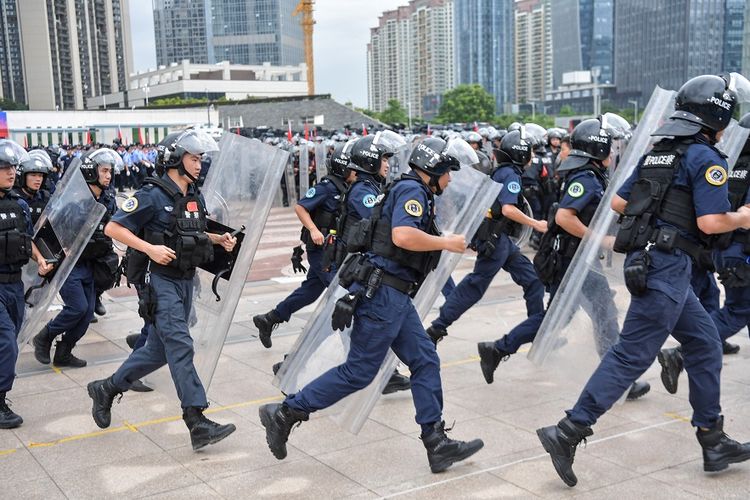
[16,150,53,193]
[408,137,477,195]
[326,141,353,178]
[158,129,219,182]
[79,148,123,189]
[558,115,626,172]
[465,131,482,147]
[348,131,406,180]
[508,122,523,133]
[495,129,532,167]
[46,144,62,164]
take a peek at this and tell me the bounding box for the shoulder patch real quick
[404,199,423,217]
[363,194,378,208]
[121,196,138,212]
[567,182,585,198]
[507,181,521,194]
[305,187,316,198]
[705,165,727,186]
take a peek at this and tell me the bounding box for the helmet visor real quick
[372,130,407,153]
[89,148,124,171]
[525,123,547,142]
[23,151,53,172]
[444,138,479,169]
[729,72,750,103]
[601,112,632,139]
[176,130,220,156]
[341,138,357,155]
[0,140,29,167]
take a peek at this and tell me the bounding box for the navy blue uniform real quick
[495,167,618,356]
[13,188,50,226]
[45,191,117,347]
[273,177,344,322]
[568,138,728,428]
[0,195,32,393]
[285,174,444,433]
[432,164,544,331]
[109,176,209,408]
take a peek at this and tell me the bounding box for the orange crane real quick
[293,0,315,95]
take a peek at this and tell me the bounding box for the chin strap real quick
[428,175,444,196]
[177,165,198,185]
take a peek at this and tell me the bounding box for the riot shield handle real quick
[211,225,246,302]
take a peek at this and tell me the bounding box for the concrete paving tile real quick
[383,472,537,499]
[9,370,80,398]
[135,418,196,451]
[141,483,224,499]
[448,416,541,462]
[2,474,66,500]
[10,386,91,421]
[12,410,109,445]
[493,399,634,435]
[50,451,202,499]
[0,447,50,484]
[287,412,400,457]
[570,475,699,499]
[368,393,482,435]
[445,378,561,419]
[648,457,750,498]
[208,456,370,499]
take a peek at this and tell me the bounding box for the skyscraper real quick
[153,0,304,68]
[367,0,454,119]
[0,0,25,104]
[723,0,745,74]
[514,0,552,104]
[454,0,515,113]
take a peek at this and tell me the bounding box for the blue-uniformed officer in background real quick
[86,130,238,451]
[537,75,750,487]
[32,149,119,368]
[425,130,546,344]
[258,137,484,473]
[477,118,649,399]
[0,140,53,428]
[252,142,355,348]
[13,150,53,226]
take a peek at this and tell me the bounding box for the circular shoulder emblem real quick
[305,187,316,198]
[567,182,585,198]
[705,165,727,186]
[363,194,378,208]
[404,199,423,217]
[121,197,138,212]
[507,181,521,194]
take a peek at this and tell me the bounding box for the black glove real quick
[331,292,360,331]
[291,245,307,274]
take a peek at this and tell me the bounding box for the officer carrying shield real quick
[0,140,53,428]
[537,75,750,487]
[13,150,53,226]
[258,137,484,473]
[425,130,547,344]
[86,130,238,451]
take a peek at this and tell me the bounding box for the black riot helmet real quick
[79,148,123,189]
[158,129,219,182]
[495,130,532,167]
[156,132,183,176]
[507,122,522,133]
[0,140,29,194]
[408,137,477,196]
[326,141,353,178]
[16,150,53,192]
[348,131,406,179]
[570,118,612,161]
[653,74,737,139]
[45,144,62,164]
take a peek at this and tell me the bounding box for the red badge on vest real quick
[186,201,199,212]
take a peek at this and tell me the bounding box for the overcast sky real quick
[128,0,406,108]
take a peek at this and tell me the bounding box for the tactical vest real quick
[337,177,379,245]
[80,195,114,260]
[554,166,606,257]
[0,194,32,269]
[300,175,347,245]
[141,177,213,277]
[474,165,525,244]
[28,190,50,226]
[613,138,706,257]
[716,155,750,253]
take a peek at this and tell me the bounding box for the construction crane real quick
[293,0,315,95]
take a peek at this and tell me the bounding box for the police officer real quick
[477,119,649,400]
[425,130,546,344]
[0,140,53,428]
[86,130,237,451]
[537,75,750,487]
[13,150,53,226]
[258,137,484,473]
[466,132,493,175]
[32,148,119,368]
[252,142,355,349]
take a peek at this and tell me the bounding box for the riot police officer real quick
[466,131,492,175]
[13,150,53,226]
[0,140,53,428]
[477,118,650,400]
[537,75,750,487]
[425,130,546,344]
[258,137,484,473]
[86,130,237,451]
[253,142,356,348]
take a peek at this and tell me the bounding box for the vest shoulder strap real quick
[143,177,182,201]
[323,175,348,195]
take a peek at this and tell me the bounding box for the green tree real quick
[557,105,575,117]
[378,99,409,124]
[0,98,27,110]
[437,84,495,123]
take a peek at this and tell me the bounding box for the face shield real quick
[23,152,53,173]
[728,72,750,103]
[176,130,220,156]
[444,138,479,169]
[525,123,547,144]
[0,140,30,168]
[372,130,407,154]
[89,148,124,175]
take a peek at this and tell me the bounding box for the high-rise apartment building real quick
[514,0,552,104]
[454,0,514,113]
[4,0,133,110]
[367,0,454,119]
[153,0,304,68]
[723,0,745,74]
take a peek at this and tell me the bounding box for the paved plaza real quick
[3,207,750,499]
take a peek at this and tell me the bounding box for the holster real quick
[623,251,650,296]
[717,263,750,288]
[137,282,158,324]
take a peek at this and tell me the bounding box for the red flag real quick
[23,135,28,148]
[85,130,91,144]
[62,133,68,146]
[362,123,368,135]
[287,121,293,141]
[117,125,123,142]
[138,128,145,145]
[304,122,309,141]
[473,121,479,132]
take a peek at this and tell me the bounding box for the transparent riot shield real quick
[145,133,288,393]
[299,143,309,196]
[18,164,107,347]
[511,197,534,248]
[315,142,328,182]
[284,150,298,205]
[277,163,502,434]
[717,120,750,171]
[526,87,676,394]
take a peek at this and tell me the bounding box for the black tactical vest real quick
[26,189,49,226]
[554,166,606,256]
[300,175,348,245]
[475,164,526,242]
[0,194,32,269]
[716,155,750,252]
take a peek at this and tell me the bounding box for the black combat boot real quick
[32,326,54,365]
[182,407,236,451]
[53,340,87,368]
[426,325,448,345]
[696,416,750,472]
[536,417,593,487]
[253,310,282,348]
[258,403,309,459]
[87,376,122,428]
[722,341,740,355]
[126,334,140,350]
[421,421,484,473]
[272,354,290,376]
[382,369,411,394]
[95,296,107,316]
[0,392,22,429]
[626,380,650,400]
[129,380,153,392]
[477,342,510,384]
[657,347,683,394]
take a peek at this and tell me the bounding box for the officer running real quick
[537,75,750,487]
[86,130,238,451]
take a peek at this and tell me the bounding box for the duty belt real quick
[650,226,703,262]
[0,271,22,283]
